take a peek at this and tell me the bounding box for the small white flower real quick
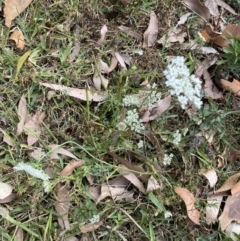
[124,109,145,133]
[172,130,181,146]
[14,163,50,181]
[164,211,172,218]
[116,122,127,131]
[137,140,144,149]
[164,56,202,109]
[163,153,173,166]
[89,214,100,223]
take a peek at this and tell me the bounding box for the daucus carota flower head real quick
[163,56,202,109]
[124,109,145,133]
[163,153,173,166]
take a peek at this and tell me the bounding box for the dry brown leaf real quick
[146,176,161,193]
[108,151,149,183]
[219,192,240,231]
[231,181,240,195]
[15,227,24,241]
[17,95,27,136]
[49,144,79,160]
[157,29,187,47]
[24,111,45,146]
[115,52,127,70]
[96,25,108,45]
[80,221,103,233]
[206,196,222,224]
[108,55,118,72]
[142,95,171,122]
[182,0,210,22]
[47,90,56,100]
[0,193,17,203]
[220,79,240,96]
[0,129,15,146]
[143,11,158,47]
[205,0,219,16]
[117,166,145,193]
[55,184,71,230]
[88,186,101,200]
[177,12,192,25]
[0,182,12,199]
[97,185,134,202]
[215,0,237,15]
[4,0,33,28]
[40,82,107,102]
[118,25,142,41]
[93,59,109,90]
[216,173,240,193]
[199,169,218,188]
[60,160,85,176]
[10,30,25,50]
[174,186,200,224]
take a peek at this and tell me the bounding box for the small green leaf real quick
[15,50,31,80]
[148,192,166,212]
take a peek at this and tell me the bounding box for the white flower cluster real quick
[124,109,145,133]
[163,56,202,109]
[14,163,51,192]
[116,122,127,131]
[137,140,144,149]
[172,130,181,146]
[89,214,100,223]
[163,153,173,165]
[122,83,162,110]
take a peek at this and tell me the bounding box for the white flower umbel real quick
[122,83,162,110]
[137,140,144,149]
[89,214,100,224]
[163,56,202,109]
[124,109,145,133]
[163,153,173,166]
[172,130,181,146]
[14,163,50,181]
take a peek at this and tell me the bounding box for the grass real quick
[0,0,240,240]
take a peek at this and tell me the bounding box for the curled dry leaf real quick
[206,196,222,224]
[118,26,142,41]
[80,221,103,233]
[117,166,145,193]
[40,82,107,102]
[54,184,71,230]
[24,111,45,146]
[115,52,127,70]
[177,12,192,25]
[143,11,158,47]
[4,0,34,28]
[0,193,17,204]
[17,95,28,136]
[142,95,171,122]
[97,185,134,203]
[182,0,210,22]
[219,192,240,231]
[157,28,187,47]
[49,144,79,160]
[0,182,12,199]
[96,25,108,45]
[220,79,240,97]
[216,173,240,194]
[10,30,25,50]
[231,181,240,196]
[93,59,109,91]
[146,176,161,193]
[174,186,200,224]
[60,160,85,176]
[199,169,218,188]
[205,0,219,16]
